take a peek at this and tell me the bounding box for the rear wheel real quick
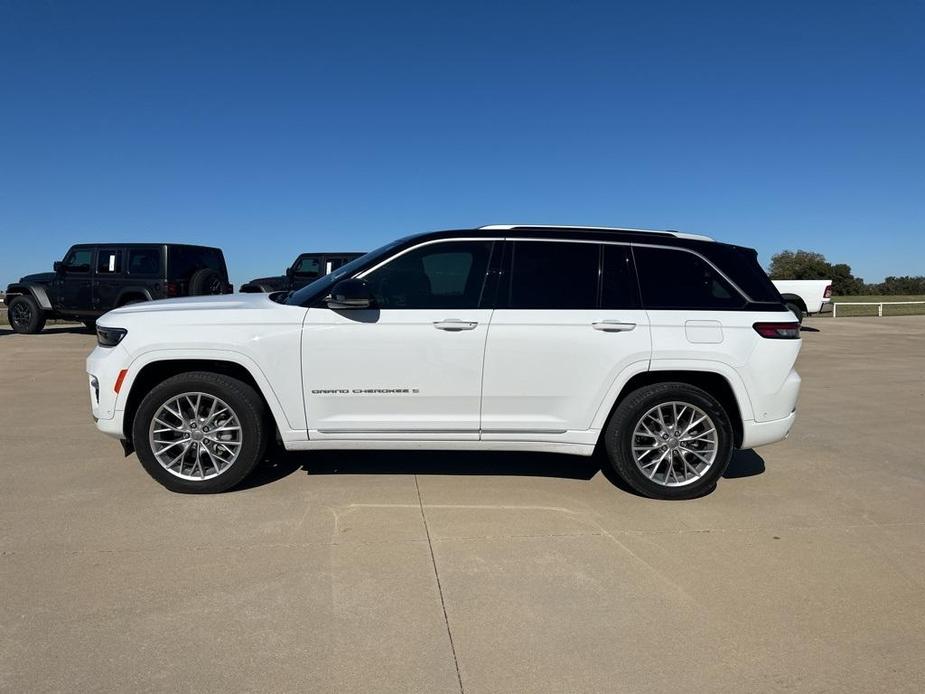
[132,372,268,493]
[603,382,734,500]
[7,295,46,334]
[785,302,804,325]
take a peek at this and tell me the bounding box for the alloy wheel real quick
[10,301,32,330]
[631,401,718,487]
[148,392,243,481]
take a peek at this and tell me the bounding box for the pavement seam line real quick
[414,474,465,694]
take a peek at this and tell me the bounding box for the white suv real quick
[87,225,801,499]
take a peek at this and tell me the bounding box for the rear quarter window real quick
[703,244,782,303]
[633,246,745,310]
[168,247,227,279]
[128,248,161,276]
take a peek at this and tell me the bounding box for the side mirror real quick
[53,261,65,273]
[286,267,294,280]
[326,279,374,309]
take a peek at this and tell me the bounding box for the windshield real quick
[285,237,408,306]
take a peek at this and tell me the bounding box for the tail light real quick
[823,284,832,298]
[165,281,180,297]
[753,322,801,339]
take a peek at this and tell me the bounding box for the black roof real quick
[397,225,747,254]
[70,243,224,251]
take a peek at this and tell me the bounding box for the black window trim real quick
[293,231,773,311]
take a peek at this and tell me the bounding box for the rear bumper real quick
[740,411,796,449]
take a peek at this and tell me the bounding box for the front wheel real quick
[132,371,268,493]
[603,382,734,500]
[7,295,46,334]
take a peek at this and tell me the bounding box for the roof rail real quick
[478,224,714,242]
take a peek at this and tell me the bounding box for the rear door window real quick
[324,256,354,274]
[96,249,123,274]
[633,246,745,310]
[506,241,599,309]
[128,248,162,276]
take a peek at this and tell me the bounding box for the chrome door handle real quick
[434,319,478,331]
[592,320,636,332]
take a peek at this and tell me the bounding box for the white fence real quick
[832,301,925,318]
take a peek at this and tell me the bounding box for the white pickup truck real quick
[772,279,832,323]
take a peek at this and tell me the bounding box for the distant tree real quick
[877,276,925,295]
[767,250,831,280]
[829,263,865,296]
[767,250,864,295]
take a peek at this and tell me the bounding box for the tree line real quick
[767,250,925,296]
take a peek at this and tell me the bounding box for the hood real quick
[19,272,55,284]
[105,292,286,317]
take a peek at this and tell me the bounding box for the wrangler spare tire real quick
[189,268,225,296]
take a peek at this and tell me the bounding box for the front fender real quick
[116,348,307,443]
[5,283,53,310]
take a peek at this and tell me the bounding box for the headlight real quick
[96,326,127,347]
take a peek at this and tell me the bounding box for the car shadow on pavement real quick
[0,325,93,337]
[237,446,765,495]
[722,449,766,478]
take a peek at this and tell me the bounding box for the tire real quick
[602,382,734,500]
[7,295,46,334]
[132,371,268,493]
[83,319,97,331]
[785,302,804,325]
[189,268,225,296]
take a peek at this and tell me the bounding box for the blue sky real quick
[2,0,923,287]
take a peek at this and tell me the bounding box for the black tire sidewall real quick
[785,303,804,324]
[604,382,734,500]
[132,372,267,493]
[8,295,45,334]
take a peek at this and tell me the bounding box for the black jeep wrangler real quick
[4,243,232,334]
[239,252,363,293]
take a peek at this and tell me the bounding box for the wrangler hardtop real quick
[5,242,231,334]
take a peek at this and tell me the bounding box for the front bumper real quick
[86,343,130,439]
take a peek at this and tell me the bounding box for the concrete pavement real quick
[1,318,924,693]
